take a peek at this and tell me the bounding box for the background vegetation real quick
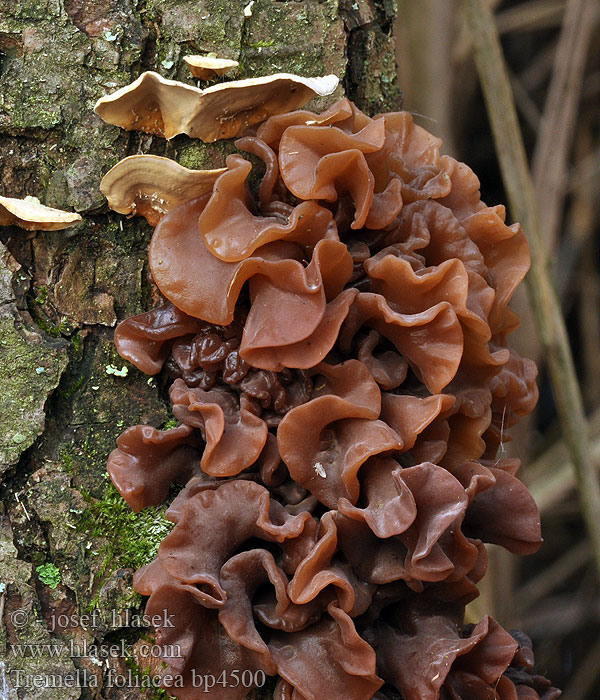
[404,3,600,698]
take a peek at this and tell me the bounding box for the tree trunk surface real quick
[0,1,399,698]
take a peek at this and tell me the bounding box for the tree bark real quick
[0,1,400,698]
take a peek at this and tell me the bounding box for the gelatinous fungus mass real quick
[104,95,560,700]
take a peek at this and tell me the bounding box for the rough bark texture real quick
[0,1,400,698]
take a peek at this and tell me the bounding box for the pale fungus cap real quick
[94,71,339,142]
[0,195,82,231]
[183,55,239,80]
[100,155,225,226]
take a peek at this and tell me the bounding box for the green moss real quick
[58,374,86,400]
[248,39,275,48]
[37,315,74,338]
[177,142,209,170]
[34,286,48,305]
[60,450,75,474]
[36,562,61,589]
[78,482,173,575]
[177,138,235,171]
[14,0,61,21]
[1,21,86,130]
[10,94,63,130]
[161,418,178,430]
[71,332,83,356]
[56,334,168,492]
[138,0,162,24]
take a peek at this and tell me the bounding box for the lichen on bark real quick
[0,241,69,473]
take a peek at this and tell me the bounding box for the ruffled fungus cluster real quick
[98,67,560,700]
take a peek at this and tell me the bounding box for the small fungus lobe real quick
[0,195,82,230]
[184,55,239,80]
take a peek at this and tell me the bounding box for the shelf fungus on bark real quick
[94,71,339,142]
[0,195,82,230]
[184,55,239,80]
[100,155,225,226]
[102,71,560,700]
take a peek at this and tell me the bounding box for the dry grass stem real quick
[508,66,541,130]
[495,0,566,34]
[531,0,599,250]
[463,0,600,579]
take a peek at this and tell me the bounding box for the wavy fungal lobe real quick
[103,90,558,700]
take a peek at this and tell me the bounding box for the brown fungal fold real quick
[104,84,559,700]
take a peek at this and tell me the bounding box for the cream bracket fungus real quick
[99,155,226,226]
[93,71,339,142]
[183,55,239,81]
[97,69,560,700]
[0,195,82,231]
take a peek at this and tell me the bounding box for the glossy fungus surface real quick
[105,96,559,700]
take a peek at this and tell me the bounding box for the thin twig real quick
[556,125,597,304]
[508,66,541,132]
[14,491,30,522]
[529,447,600,513]
[531,0,599,250]
[526,408,600,488]
[495,0,565,34]
[463,0,600,579]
